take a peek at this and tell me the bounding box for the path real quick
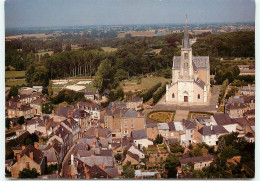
[174,110,189,122]
[61,144,76,178]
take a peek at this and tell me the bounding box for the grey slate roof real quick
[168,122,176,131]
[198,125,228,136]
[131,129,147,140]
[195,77,205,89]
[19,144,45,165]
[105,167,119,178]
[173,56,209,70]
[213,113,235,126]
[121,108,144,118]
[147,123,158,128]
[158,123,169,130]
[168,138,178,143]
[183,119,196,130]
[226,103,247,110]
[42,150,58,163]
[244,109,255,115]
[231,117,251,127]
[78,156,114,168]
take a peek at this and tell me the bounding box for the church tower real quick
[180,16,193,79]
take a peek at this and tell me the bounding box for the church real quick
[166,18,210,104]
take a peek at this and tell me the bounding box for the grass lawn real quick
[5,71,25,79]
[188,111,214,119]
[101,47,117,52]
[5,79,27,87]
[148,111,175,122]
[122,77,171,93]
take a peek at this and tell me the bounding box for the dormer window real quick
[172,93,175,98]
[197,94,200,99]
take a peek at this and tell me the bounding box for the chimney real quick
[57,122,60,126]
[91,150,95,157]
[29,152,33,160]
[17,153,21,162]
[70,111,74,118]
[120,109,123,117]
[68,118,71,124]
[22,145,26,150]
[137,111,140,117]
[34,142,38,149]
[105,107,107,112]
[85,144,89,150]
[93,141,96,147]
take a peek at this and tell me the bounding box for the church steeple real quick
[182,15,190,48]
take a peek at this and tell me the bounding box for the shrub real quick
[218,79,229,105]
[152,82,168,103]
[141,82,161,102]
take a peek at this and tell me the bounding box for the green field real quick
[5,71,25,79]
[5,80,27,87]
[122,77,171,93]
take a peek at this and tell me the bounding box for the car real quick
[150,103,155,106]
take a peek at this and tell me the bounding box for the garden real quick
[148,110,175,122]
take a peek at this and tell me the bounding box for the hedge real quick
[218,79,229,105]
[142,82,162,102]
[152,82,168,103]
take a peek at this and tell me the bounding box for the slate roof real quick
[198,125,228,136]
[62,117,79,129]
[168,138,179,143]
[231,117,251,127]
[129,97,143,102]
[42,150,58,163]
[226,103,247,110]
[73,109,90,118]
[247,118,255,126]
[19,144,45,165]
[83,126,111,138]
[105,167,119,178]
[241,86,255,92]
[168,122,176,131]
[158,123,169,130]
[195,77,205,89]
[126,151,140,162]
[180,154,216,165]
[78,156,114,168]
[131,129,147,140]
[31,98,45,105]
[213,113,235,126]
[173,56,209,70]
[183,119,196,129]
[121,108,145,118]
[51,125,70,139]
[243,95,255,104]
[245,132,254,138]
[77,102,102,111]
[147,123,158,128]
[55,106,71,117]
[85,91,94,96]
[99,140,109,148]
[227,98,244,104]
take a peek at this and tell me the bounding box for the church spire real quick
[183,15,190,48]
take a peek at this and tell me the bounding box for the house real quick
[211,113,237,133]
[180,154,216,171]
[104,107,126,133]
[83,126,112,143]
[24,115,53,135]
[197,125,229,146]
[126,97,143,111]
[61,117,81,142]
[168,122,180,140]
[240,85,255,95]
[181,119,198,146]
[42,150,58,166]
[43,138,65,165]
[72,109,91,132]
[84,91,95,100]
[6,101,33,119]
[231,117,254,135]
[244,132,255,143]
[30,98,46,115]
[76,102,102,120]
[122,151,140,166]
[225,102,249,118]
[244,109,255,119]
[146,123,159,140]
[10,144,46,178]
[127,144,145,159]
[120,108,146,137]
[135,170,159,179]
[131,129,153,148]
[158,123,169,138]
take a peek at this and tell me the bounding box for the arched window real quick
[197,94,200,99]
[172,93,175,98]
[184,63,188,68]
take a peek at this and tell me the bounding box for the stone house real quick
[146,123,159,140]
[10,144,46,178]
[244,109,255,119]
[61,117,81,142]
[6,101,33,119]
[122,151,140,167]
[120,109,146,137]
[180,154,216,171]
[76,102,102,120]
[225,102,249,118]
[158,123,169,138]
[84,91,95,100]
[211,113,237,133]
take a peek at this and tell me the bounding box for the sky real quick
[5,0,255,28]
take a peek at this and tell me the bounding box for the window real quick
[131,124,134,128]
[26,162,30,169]
[191,135,193,138]
[171,133,174,136]
[184,62,188,68]
[124,124,127,128]
[190,130,193,133]
[125,120,127,123]
[172,93,175,98]
[184,53,188,59]
[197,94,200,99]
[124,130,128,134]
[131,120,134,122]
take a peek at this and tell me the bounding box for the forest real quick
[5,30,255,97]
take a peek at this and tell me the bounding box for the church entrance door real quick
[184,96,188,102]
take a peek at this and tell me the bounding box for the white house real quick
[131,129,153,149]
[198,125,229,146]
[127,145,145,159]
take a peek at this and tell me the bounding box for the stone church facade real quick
[166,18,210,104]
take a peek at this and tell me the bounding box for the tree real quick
[165,154,180,178]
[24,133,39,146]
[115,153,122,161]
[153,134,163,145]
[25,63,49,87]
[122,161,135,178]
[169,142,184,153]
[7,86,18,100]
[17,116,25,125]
[19,168,39,178]
[5,118,11,129]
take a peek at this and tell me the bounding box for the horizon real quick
[5,0,255,28]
